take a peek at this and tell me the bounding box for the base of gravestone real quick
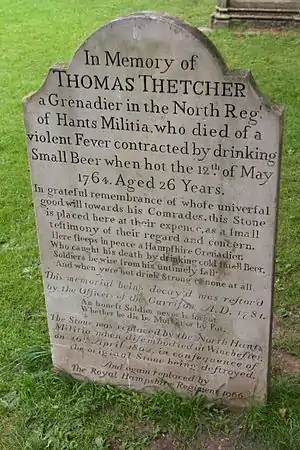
[211,6,300,29]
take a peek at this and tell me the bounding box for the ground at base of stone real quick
[273,350,300,374]
[272,315,300,374]
[107,430,257,449]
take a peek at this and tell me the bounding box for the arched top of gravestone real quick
[23,12,283,118]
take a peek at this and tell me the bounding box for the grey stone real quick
[23,13,283,406]
[211,0,300,28]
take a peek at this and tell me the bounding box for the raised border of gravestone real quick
[211,0,300,28]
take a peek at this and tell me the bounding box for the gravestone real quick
[211,0,300,28]
[23,13,283,407]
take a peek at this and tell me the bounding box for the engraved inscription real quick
[23,13,283,406]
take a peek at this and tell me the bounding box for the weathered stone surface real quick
[211,0,300,28]
[23,13,283,406]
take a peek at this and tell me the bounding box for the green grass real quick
[1,0,300,448]
[0,347,227,449]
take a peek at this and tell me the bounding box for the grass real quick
[1,0,300,448]
[0,347,226,449]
